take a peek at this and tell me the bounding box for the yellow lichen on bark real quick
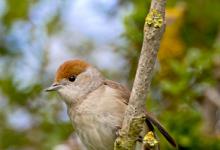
[145,9,163,28]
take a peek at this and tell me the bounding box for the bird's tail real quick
[145,113,177,148]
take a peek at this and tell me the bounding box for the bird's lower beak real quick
[45,83,62,92]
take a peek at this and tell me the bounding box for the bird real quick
[45,59,176,150]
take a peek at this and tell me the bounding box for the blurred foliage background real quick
[0,0,220,150]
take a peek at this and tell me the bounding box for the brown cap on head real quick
[55,59,90,82]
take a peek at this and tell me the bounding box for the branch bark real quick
[114,0,166,149]
[204,88,220,108]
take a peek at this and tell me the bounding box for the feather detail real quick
[104,79,130,105]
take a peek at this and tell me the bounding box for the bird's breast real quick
[68,85,127,150]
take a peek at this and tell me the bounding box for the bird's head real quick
[45,59,103,104]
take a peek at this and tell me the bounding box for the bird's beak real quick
[45,83,62,92]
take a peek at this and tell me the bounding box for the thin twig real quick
[114,0,166,149]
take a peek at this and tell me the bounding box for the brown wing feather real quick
[104,79,130,104]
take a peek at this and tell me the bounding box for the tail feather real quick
[145,118,155,132]
[145,113,177,148]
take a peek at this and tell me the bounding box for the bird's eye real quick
[68,76,76,82]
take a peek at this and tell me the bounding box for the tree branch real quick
[204,88,220,108]
[114,0,166,149]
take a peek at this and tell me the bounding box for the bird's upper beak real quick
[45,83,62,92]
